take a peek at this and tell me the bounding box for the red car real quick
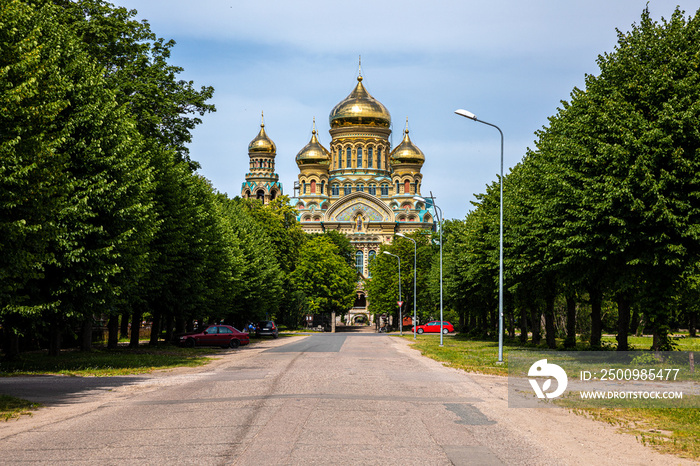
[179,324,250,348]
[415,321,454,334]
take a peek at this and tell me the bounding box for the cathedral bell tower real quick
[241,112,282,203]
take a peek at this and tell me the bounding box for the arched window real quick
[356,183,364,192]
[377,148,382,169]
[320,180,325,195]
[381,184,389,196]
[344,184,352,195]
[270,190,277,200]
[337,148,341,168]
[355,250,364,275]
[331,184,340,196]
[346,147,352,168]
[404,180,410,194]
[368,250,376,277]
[368,147,373,168]
[310,180,316,194]
[357,147,363,168]
[368,184,376,195]
[395,181,400,194]
[303,181,307,194]
[256,190,265,200]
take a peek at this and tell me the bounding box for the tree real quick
[290,237,356,319]
[527,7,700,350]
[1,1,155,356]
[44,0,216,169]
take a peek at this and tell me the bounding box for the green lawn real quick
[0,345,219,377]
[405,332,700,461]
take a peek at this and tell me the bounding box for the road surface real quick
[0,334,692,465]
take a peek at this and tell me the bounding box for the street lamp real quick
[395,233,417,340]
[454,109,505,363]
[414,194,444,346]
[383,251,402,335]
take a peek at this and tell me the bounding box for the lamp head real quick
[455,109,477,120]
[395,232,406,238]
[413,195,426,203]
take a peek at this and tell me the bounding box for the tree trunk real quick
[507,306,515,339]
[149,309,161,346]
[48,317,61,357]
[564,293,577,349]
[164,312,174,344]
[120,310,130,339]
[689,311,697,338]
[616,295,631,351]
[80,317,92,352]
[630,307,641,337]
[529,306,541,345]
[589,287,603,348]
[544,294,556,349]
[468,312,475,334]
[130,311,142,348]
[107,314,119,349]
[519,307,528,344]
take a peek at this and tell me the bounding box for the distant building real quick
[241,71,434,324]
[241,112,283,204]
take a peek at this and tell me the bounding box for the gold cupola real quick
[296,120,331,166]
[390,123,425,165]
[248,112,276,154]
[329,75,391,129]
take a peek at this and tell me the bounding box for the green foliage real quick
[1,1,155,346]
[45,0,216,169]
[443,6,700,350]
[219,198,283,321]
[290,236,356,316]
[366,232,436,323]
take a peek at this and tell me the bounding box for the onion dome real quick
[390,125,425,165]
[296,120,331,166]
[329,76,391,128]
[248,112,276,154]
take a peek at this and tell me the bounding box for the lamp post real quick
[414,194,444,346]
[383,251,402,335]
[395,233,417,340]
[454,109,504,363]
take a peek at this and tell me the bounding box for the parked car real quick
[255,320,279,338]
[414,321,454,334]
[178,324,250,348]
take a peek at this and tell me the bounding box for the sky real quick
[114,0,694,221]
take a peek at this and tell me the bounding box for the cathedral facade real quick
[242,72,434,324]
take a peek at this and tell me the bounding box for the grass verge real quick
[405,333,700,461]
[0,345,219,377]
[0,395,42,422]
[0,345,221,420]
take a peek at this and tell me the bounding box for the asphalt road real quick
[0,335,691,465]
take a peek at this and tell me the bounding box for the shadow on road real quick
[0,375,148,406]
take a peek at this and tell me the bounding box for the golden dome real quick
[329,76,391,128]
[248,113,276,154]
[296,123,331,166]
[390,126,425,165]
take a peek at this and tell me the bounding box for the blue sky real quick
[114,0,692,220]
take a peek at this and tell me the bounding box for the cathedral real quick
[241,70,434,325]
